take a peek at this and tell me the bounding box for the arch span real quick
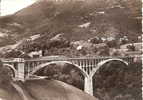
[30,61,88,78]
[3,64,17,77]
[90,58,128,77]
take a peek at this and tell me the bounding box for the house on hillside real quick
[28,50,42,58]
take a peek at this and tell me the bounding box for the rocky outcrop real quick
[0,79,97,100]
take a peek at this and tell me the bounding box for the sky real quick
[1,0,37,16]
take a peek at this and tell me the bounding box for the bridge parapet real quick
[24,55,141,75]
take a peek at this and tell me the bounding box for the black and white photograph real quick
[0,0,142,100]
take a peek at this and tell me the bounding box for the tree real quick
[0,60,12,85]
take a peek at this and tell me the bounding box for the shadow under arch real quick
[90,58,128,78]
[29,61,88,91]
[30,61,88,78]
[3,64,17,77]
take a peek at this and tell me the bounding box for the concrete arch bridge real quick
[2,55,141,95]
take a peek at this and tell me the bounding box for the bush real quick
[106,40,118,48]
[127,44,136,51]
[3,50,22,58]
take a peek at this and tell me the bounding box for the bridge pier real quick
[15,58,25,81]
[84,76,93,96]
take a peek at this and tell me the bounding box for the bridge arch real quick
[90,58,128,77]
[30,61,88,78]
[3,64,17,77]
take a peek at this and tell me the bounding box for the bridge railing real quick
[24,55,141,75]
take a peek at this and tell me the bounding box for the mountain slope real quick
[0,0,141,42]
